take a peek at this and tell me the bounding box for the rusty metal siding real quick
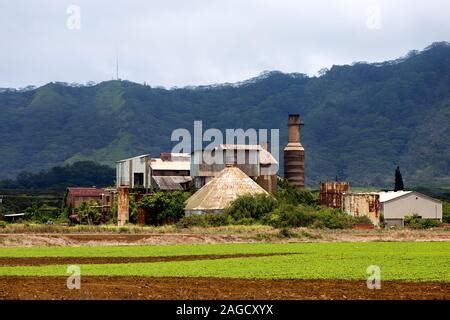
[342,193,381,226]
[117,187,129,226]
[319,181,350,208]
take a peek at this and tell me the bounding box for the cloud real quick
[0,0,449,88]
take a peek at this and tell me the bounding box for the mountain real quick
[0,42,449,188]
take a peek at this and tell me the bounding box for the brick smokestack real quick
[284,114,305,187]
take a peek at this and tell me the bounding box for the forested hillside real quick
[0,42,449,188]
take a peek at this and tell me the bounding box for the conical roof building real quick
[185,166,268,215]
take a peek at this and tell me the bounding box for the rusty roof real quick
[185,166,268,212]
[66,187,105,197]
[152,176,192,190]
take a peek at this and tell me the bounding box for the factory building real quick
[379,191,442,227]
[190,144,278,193]
[319,181,443,227]
[184,165,268,215]
[116,153,191,191]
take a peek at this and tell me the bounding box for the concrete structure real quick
[284,114,305,188]
[64,187,113,213]
[185,166,269,215]
[191,144,278,193]
[379,191,442,227]
[117,186,129,226]
[319,181,350,208]
[342,193,381,226]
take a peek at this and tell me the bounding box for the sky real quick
[0,0,449,88]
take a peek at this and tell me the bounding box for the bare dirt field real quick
[0,276,448,300]
[0,253,293,266]
[1,227,449,247]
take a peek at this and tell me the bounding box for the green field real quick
[0,242,449,281]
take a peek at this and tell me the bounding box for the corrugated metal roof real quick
[185,166,268,212]
[152,176,192,190]
[219,144,262,150]
[149,159,191,171]
[378,191,412,202]
[116,154,151,163]
[67,187,105,197]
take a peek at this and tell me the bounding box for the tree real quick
[394,166,404,191]
[138,191,190,225]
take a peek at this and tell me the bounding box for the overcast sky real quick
[1,0,449,88]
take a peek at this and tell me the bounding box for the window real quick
[134,173,144,187]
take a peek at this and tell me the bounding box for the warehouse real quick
[380,191,442,227]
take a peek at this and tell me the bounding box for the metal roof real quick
[152,176,192,190]
[378,191,412,202]
[185,166,268,211]
[116,154,151,163]
[149,159,191,171]
[66,187,105,197]
[219,144,262,150]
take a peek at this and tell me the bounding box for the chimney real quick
[284,114,305,187]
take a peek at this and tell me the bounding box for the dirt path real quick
[0,253,294,266]
[0,276,448,300]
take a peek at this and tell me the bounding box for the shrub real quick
[278,227,295,238]
[275,180,317,206]
[139,191,190,225]
[443,201,450,223]
[266,204,317,228]
[224,194,277,221]
[74,201,104,225]
[24,204,61,223]
[0,221,7,228]
[312,207,356,229]
[353,215,373,225]
[176,213,230,228]
[404,214,442,229]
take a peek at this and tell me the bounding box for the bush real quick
[74,201,104,225]
[443,201,450,223]
[312,207,357,229]
[353,215,373,225]
[275,180,317,206]
[176,213,230,228]
[0,221,7,228]
[266,204,316,228]
[404,214,442,229]
[24,204,62,223]
[224,194,277,221]
[139,191,190,225]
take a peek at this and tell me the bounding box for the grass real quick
[0,242,449,281]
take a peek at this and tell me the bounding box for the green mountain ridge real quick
[1,42,449,188]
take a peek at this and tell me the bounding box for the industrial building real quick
[190,144,278,193]
[116,153,191,191]
[379,191,442,227]
[64,187,113,211]
[184,165,268,215]
[319,181,443,227]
